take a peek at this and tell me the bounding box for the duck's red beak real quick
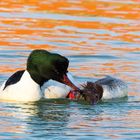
[67,90,76,99]
[61,74,80,91]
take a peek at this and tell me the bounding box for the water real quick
[0,0,140,139]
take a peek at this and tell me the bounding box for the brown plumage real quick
[77,82,103,104]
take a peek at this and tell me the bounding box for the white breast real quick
[0,71,42,102]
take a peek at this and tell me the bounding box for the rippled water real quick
[0,0,140,139]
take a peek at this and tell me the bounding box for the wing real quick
[95,76,116,86]
[3,70,25,90]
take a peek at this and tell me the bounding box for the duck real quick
[78,76,128,104]
[43,74,128,104]
[0,49,79,102]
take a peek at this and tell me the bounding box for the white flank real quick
[44,85,70,99]
[43,72,79,99]
[42,80,71,99]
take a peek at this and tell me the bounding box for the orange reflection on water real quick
[0,66,22,73]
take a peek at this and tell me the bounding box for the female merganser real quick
[43,74,128,104]
[75,76,128,104]
[0,49,79,102]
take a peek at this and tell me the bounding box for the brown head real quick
[80,82,103,104]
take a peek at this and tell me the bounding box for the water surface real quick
[0,0,140,139]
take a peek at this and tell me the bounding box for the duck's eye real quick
[95,95,99,100]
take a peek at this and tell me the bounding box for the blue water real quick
[0,0,140,139]
[1,99,140,140]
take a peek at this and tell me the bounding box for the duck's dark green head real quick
[27,49,78,90]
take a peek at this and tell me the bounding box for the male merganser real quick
[0,49,79,102]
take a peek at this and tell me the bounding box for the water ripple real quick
[0,12,135,24]
[0,0,140,139]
